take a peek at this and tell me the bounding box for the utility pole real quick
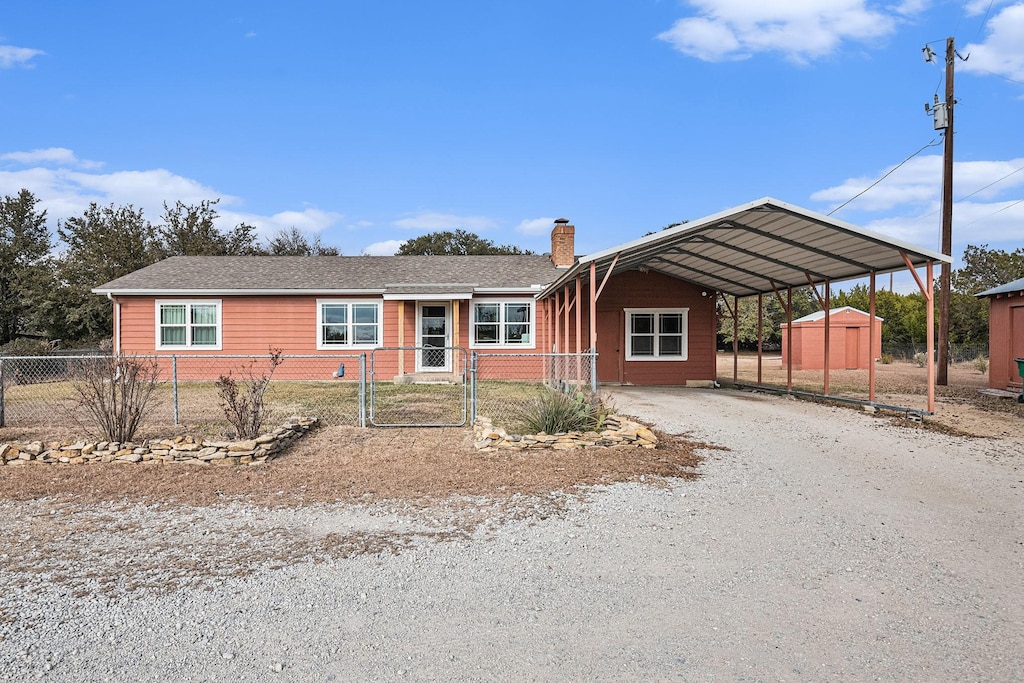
[924,37,956,385]
[937,36,955,386]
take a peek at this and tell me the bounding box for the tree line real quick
[0,189,341,348]
[717,244,1024,350]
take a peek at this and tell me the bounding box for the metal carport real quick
[539,197,952,413]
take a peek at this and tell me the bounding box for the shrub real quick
[973,355,989,374]
[913,352,927,368]
[515,390,605,435]
[878,353,894,365]
[70,355,161,442]
[0,338,57,356]
[216,349,284,439]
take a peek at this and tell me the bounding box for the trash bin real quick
[1016,358,1024,403]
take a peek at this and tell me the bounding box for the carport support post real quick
[926,261,935,412]
[732,295,739,384]
[787,286,793,391]
[869,272,877,403]
[757,293,763,385]
[823,280,831,396]
[575,275,582,389]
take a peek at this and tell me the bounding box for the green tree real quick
[396,229,532,255]
[265,226,340,255]
[158,199,261,256]
[717,288,817,347]
[952,244,1024,295]
[53,203,162,343]
[0,189,51,344]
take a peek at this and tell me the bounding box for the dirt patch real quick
[721,354,1024,439]
[0,424,703,507]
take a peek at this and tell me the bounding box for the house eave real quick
[92,288,388,297]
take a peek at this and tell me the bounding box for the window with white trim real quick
[471,300,534,347]
[625,308,688,360]
[156,300,222,350]
[317,300,382,349]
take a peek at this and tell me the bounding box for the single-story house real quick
[780,307,883,371]
[94,198,949,398]
[92,218,719,385]
[977,276,1024,392]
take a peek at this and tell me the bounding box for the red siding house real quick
[93,221,720,386]
[978,277,1024,392]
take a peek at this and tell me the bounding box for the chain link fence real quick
[471,351,597,428]
[0,354,365,431]
[0,350,597,432]
[881,342,988,363]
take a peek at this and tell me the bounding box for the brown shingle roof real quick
[93,255,564,295]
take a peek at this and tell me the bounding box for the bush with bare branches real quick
[70,355,161,442]
[216,348,284,439]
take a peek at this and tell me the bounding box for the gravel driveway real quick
[2,387,1022,681]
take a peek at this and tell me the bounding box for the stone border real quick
[473,414,658,451]
[0,417,319,467]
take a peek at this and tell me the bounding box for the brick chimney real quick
[550,218,575,268]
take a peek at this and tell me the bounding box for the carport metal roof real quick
[540,197,951,299]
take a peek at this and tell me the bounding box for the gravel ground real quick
[2,386,1022,681]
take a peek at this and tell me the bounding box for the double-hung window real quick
[317,300,382,349]
[471,300,534,348]
[156,300,222,350]
[625,308,688,360]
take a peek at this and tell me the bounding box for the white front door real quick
[416,302,451,372]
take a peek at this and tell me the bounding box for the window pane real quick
[660,336,682,356]
[505,303,530,323]
[474,303,499,323]
[505,323,528,342]
[192,326,217,345]
[160,305,185,325]
[353,304,377,324]
[632,335,654,356]
[323,325,348,344]
[353,324,377,343]
[191,304,217,325]
[660,314,682,334]
[631,314,654,334]
[161,326,185,346]
[323,305,347,324]
[474,324,498,343]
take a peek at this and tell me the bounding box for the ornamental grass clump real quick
[516,390,606,435]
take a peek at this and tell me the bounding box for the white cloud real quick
[362,239,406,256]
[962,2,1024,82]
[220,207,343,238]
[0,147,102,169]
[0,45,44,68]
[392,211,498,232]
[964,0,1015,15]
[514,217,555,235]
[657,1,914,63]
[813,154,1024,249]
[0,149,344,240]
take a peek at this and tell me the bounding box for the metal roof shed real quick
[539,198,951,413]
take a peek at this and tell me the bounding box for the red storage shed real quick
[977,277,1024,392]
[781,307,883,371]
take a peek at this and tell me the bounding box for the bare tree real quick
[216,349,284,439]
[70,355,161,442]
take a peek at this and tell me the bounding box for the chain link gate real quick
[368,347,469,426]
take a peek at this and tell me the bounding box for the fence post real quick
[358,353,367,428]
[469,352,478,423]
[590,349,597,392]
[0,358,5,428]
[172,355,180,425]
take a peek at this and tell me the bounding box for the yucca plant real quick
[515,390,604,435]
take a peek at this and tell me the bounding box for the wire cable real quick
[827,138,943,216]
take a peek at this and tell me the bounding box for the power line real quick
[826,138,943,216]
[917,163,1024,220]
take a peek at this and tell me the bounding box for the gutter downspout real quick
[107,293,121,355]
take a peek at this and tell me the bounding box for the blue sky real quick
[1,1,1021,277]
